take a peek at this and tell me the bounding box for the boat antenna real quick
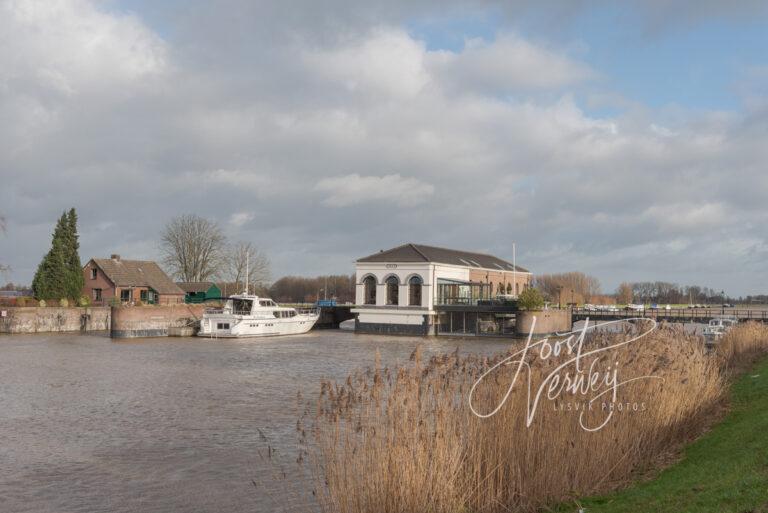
[245,251,249,295]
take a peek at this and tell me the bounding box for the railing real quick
[571,307,768,321]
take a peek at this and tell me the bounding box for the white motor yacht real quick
[198,294,319,338]
[703,317,737,342]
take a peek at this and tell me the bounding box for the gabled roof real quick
[357,243,529,272]
[176,282,219,293]
[90,258,185,295]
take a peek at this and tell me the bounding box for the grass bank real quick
[555,353,768,513]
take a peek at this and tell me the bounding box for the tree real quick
[160,214,226,282]
[616,282,633,304]
[32,212,69,300]
[62,209,84,299]
[535,272,601,302]
[221,242,271,295]
[517,287,545,310]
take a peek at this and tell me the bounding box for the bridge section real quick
[571,307,768,324]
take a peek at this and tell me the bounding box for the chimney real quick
[111,254,121,262]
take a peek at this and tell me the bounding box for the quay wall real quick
[111,305,205,338]
[0,306,111,334]
[515,309,572,336]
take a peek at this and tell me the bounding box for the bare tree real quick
[616,282,633,304]
[535,272,602,302]
[160,214,227,282]
[221,241,271,295]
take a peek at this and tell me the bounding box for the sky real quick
[1,0,767,296]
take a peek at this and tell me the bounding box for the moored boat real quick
[198,294,319,337]
[703,317,737,344]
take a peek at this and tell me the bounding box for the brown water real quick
[0,331,515,513]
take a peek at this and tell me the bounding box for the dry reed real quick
[307,322,768,513]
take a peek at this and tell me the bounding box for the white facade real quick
[352,260,532,332]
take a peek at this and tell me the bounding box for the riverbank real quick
[309,322,768,513]
[554,353,768,513]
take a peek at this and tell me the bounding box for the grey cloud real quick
[1,0,767,296]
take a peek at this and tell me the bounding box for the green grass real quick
[554,356,768,513]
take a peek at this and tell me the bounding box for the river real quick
[0,331,516,513]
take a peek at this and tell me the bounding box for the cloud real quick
[229,211,255,227]
[316,174,435,207]
[1,0,767,297]
[428,34,595,94]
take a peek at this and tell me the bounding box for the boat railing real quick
[204,307,253,315]
[296,307,318,316]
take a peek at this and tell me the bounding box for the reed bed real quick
[307,322,768,513]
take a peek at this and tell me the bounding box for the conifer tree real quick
[32,212,70,300]
[63,208,84,299]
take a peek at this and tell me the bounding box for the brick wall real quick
[0,307,111,334]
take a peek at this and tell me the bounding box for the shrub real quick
[78,296,91,307]
[59,298,69,307]
[108,297,121,307]
[16,297,26,307]
[38,299,46,307]
[517,287,545,310]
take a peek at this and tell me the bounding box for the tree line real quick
[617,281,731,304]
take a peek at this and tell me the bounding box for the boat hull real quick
[197,314,319,338]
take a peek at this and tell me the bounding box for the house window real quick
[408,276,422,306]
[90,268,97,280]
[498,282,504,295]
[93,288,102,302]
[363,276,376,305]
[120,289,131,302]
[140,290,148,302]
[506,283,512,294]
[385,276,399,306]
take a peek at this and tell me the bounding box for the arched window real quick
[363,276,377,305]
[386,275,399,306]
[498,282,504,296]
[408,276,423,306]
[506,283,512,294]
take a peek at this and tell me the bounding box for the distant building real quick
[82,254,185,305]
[177,282,222,303]
[352,243,532,336]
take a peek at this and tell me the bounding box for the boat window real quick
[274,311,281,318]
[232,299,252,315]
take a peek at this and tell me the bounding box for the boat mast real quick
[245,251,249,295]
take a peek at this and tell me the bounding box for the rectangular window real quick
[93,289,102,301]
[140,290,148,302]
[90,268,97,280]
[216,323,230,330]
[120,289,131,302]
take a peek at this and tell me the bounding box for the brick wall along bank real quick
[0,307,111,334]
[111,305,205,338]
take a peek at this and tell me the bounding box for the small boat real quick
[198,294,319,338]
[703,317,737,343]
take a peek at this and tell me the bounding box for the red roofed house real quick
[82,254,185,305]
